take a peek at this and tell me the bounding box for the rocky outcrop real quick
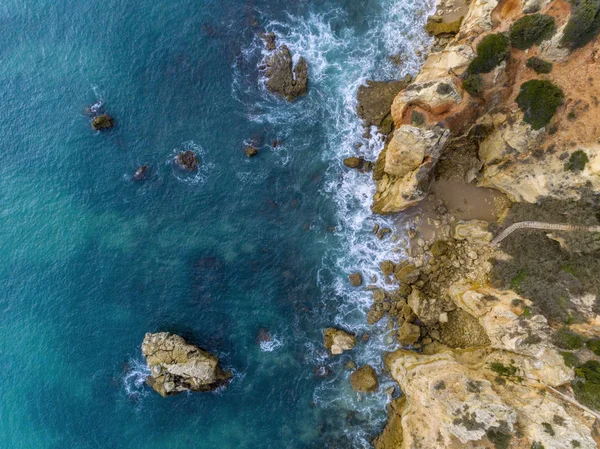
[141,332,232,397]
[350,365,379,393]
[372,126,450,214]
[263,45,308,101]
[91,114,114,130]
[356,77,412,134]
[324,328,357,355]
[175,150,199,171]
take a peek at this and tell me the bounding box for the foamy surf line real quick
[231,0,434,446]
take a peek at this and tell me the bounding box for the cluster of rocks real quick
[260,33,308,102]
[141,332,232,397]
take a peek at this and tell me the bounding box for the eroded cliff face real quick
[366,0,600,446]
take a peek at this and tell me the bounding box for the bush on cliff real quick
[516,80,564,130]
[565,150,589,172]
[509,14,555,50]
[468,33,511,74]
[561,0,600,49]
[573,360,600,410]
[462,73,484,96]
[526,56,553,74]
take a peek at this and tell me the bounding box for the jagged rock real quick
[343,157,363,169]
[349,272,363,287]
[372,126,450,214]
[175,151,199,171]
[91,114,114,130]
[350,365,379,393]
[408,288,448,326]
[133,165,149,181]
[391,78,462,126]
[356,77,412,134]
[397,322,421,346]
[141,332,232,397]
[324,328,357,355]
[394,264,420,284]
[245,146,259,157]
[367,305,386,325]
[452,220,493,245]
[261,32,276,51]
[264,45,308,101]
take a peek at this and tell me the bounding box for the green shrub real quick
[510,14,556,49]
[468,33,511,74]
[560,351,580,367]
[526,56,553,74]
[553,328,585,349]
[562,0,600,49]
[587,339,600,355]
[463,73,484,96]
[565,150,589,172]
[490,362,518,377]
[516,80,564,130]
[573,360,600,410]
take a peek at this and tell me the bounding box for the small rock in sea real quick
[261,32,277,51]
[343,157,364,169]
[256,327,272,344]
[175,150,199,171]
[91,114,114,130]
[272,139,282,148]
[245,146,259,157]
[324,328,357,355]
[132,165,149,181]
[348,272,363,287]
[350,365,379,393]
[344,360,357,371]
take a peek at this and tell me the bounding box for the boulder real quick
[245,146,259,157]
[175,151,199,171]
[91,114,114,130]
[380,260,395,277]
[408,288,446,326]
[264,45,308,101]
[348,272,363,287]
[133,165,149,181]
[394,264,420,284]
[453,220,493,245]
[343,157,363,169]
[350,365,379,393]
[356,77,412,134]
[141,332,232,397]
[397,322,421,346]
[324,328,357,355]
[372,126,450,214]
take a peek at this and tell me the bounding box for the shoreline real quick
[347,0,600,446]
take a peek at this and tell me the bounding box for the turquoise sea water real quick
[0,1,431,447]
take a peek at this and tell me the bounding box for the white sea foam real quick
[122,358,151,401]
[259,334,284,352]
[231,0,434,446]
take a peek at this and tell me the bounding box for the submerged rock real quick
[141,332,232,397]
[350,365,379,393]
[91,114,114,130]
[175,150,199,171]
[264,45,308,101]
[245,145,259,157]
[132,165,149,181]
[324,328,357,355]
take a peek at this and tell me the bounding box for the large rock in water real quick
[356,77,412,134]
[324,328,357,355]
[141,332,232,397]
[350,364,379,393]
[264,45,308,101]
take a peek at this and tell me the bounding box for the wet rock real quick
[377,227,392,239]
[133,165,149,181]
[394,264,420,284]
[380,260,395,277]
[367,305,386,325]
[343,157,364,169]
[348,272,363,287]
[350,365,379,393]
[397,322,421,345]
[324,328,357,355]
[264,45,308,101]
[91,114,114,130]
[345,360,357,371]
[261,32,276,51]
[245,146,259,157]
[256,328,272,345]
[356,77,412,134]
[175,151,200,171]
[314,366,330,377]
[141,332,232,397]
